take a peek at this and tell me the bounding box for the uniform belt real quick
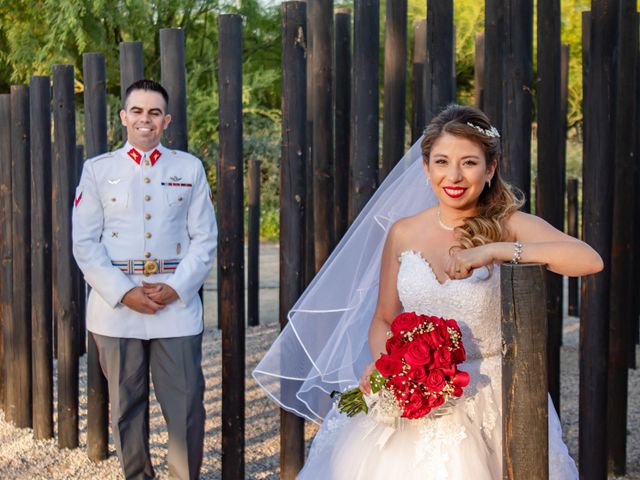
[112,259,180,276]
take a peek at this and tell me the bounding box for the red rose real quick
[385,335,407,355]
[375,354,404,377]
[427,393,445,409]
[452,370,470,388]
[433,348,452,368]
[403,338,432,367]
[445,318,462,336]
[390,312,421,338]
[440,365,456,377]
[425,327,445,349]
[451,345,466,363]
[406,365,429,383]
[425,368,446,393]
[386,375,410,400]
[402,391,429,419]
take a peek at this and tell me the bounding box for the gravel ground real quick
[0,318,637,479]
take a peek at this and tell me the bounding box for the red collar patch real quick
[150,149,162,166]
[74,191,83,207]
[127,147,162,166]
[127,148,142,164]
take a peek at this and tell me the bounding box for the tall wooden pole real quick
[502,0,533,210]
[382,0,407,179]
[411,19,427,143]
[280,3,307,477]
[607,1,637,474]
[484,0,505,134]
[217,14,245,480]
[304,0,315,288]
[29,76,53,439]
[0,94,11,413]
[312,0,335,270]
[52,64,79,449]
[9,85,32,429]
[580,2,618,477]
[334,8,351,241]
[567,177,579,317]
[474,32,485,109]
[501,263,549,480]
[160,29,188,151]
[350,0,379,222]
[536,0,563,413]
[247,159,261,327]
[425,0,454,124]
[82,52,110,462]
[119,41,144,142]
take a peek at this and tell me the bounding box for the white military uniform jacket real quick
[72,142,217,339]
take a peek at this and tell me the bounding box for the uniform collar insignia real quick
[127,147,142,164]
[150,149,162,166]
[126,146,162,166]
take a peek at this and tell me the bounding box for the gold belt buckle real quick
[143,260,159,276]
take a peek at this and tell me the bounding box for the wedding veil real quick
[252,138,438,424]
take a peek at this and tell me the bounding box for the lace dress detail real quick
[298,250,578,480]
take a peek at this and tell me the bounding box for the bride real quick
[254,105,603,479]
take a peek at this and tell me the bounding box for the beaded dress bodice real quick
[397,250,502,361]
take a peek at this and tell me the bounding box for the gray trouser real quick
[92,332,205,480]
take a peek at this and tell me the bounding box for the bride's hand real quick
[445,244,495,280]
[359,362,376,394]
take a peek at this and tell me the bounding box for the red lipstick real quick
[443,186,466,198]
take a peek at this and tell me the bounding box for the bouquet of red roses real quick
[332,312,469,420]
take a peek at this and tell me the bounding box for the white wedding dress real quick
[298,250,579,480]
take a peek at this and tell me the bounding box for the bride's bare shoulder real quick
[388,208,435,242]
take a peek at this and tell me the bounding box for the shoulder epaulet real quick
[87,152,113,163]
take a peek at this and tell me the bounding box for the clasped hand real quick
[445,244,495,281]
[121,282,179,314]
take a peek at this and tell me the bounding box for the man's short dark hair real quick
[123,79,169,110]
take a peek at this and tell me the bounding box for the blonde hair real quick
[421,104,524,249]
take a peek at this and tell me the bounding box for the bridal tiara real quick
[466,121,501,138]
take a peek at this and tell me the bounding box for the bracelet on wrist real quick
[510,241,523,265]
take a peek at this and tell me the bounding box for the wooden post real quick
[580,1,618,477]
[607,1,637,474]
[567,177,579,317]
[334,8,351,241]
[119,41,144,142]
[501,263,549,480]
[9,85,32,429]
[304,0,315,288]
[634,14,640,357]
[29,76,53,439]
[312,0,335,270]
[217,14,245,480]
[82,52,110,462]
[160,29,188,151]
[350,0,379,222]
[381,0,407,179]
[74,145,86,358]
[560,44,569,172]
[52,64,79,449]
[484,0,505,135]
[411,19,427,144]
[280,4,307,477]
[535,0,563,414]
[0,94,11,413]
[502,0,533,211]
[474,32,485,109]
[424,0,454,124]
[247,159,261,327]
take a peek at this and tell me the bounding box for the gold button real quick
[144,195,151,201]
[144,252,151,258]
[144,177,150,184]
[111,197,116,202]
[145,232,152,239]
[144,160,150,166]
[145,213,151,220]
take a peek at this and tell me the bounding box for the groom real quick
[72,79,217,479]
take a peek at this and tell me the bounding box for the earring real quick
[486,179,491,189]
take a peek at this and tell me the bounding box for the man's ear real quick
[119,109,127,126]
[163,114,172,130]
